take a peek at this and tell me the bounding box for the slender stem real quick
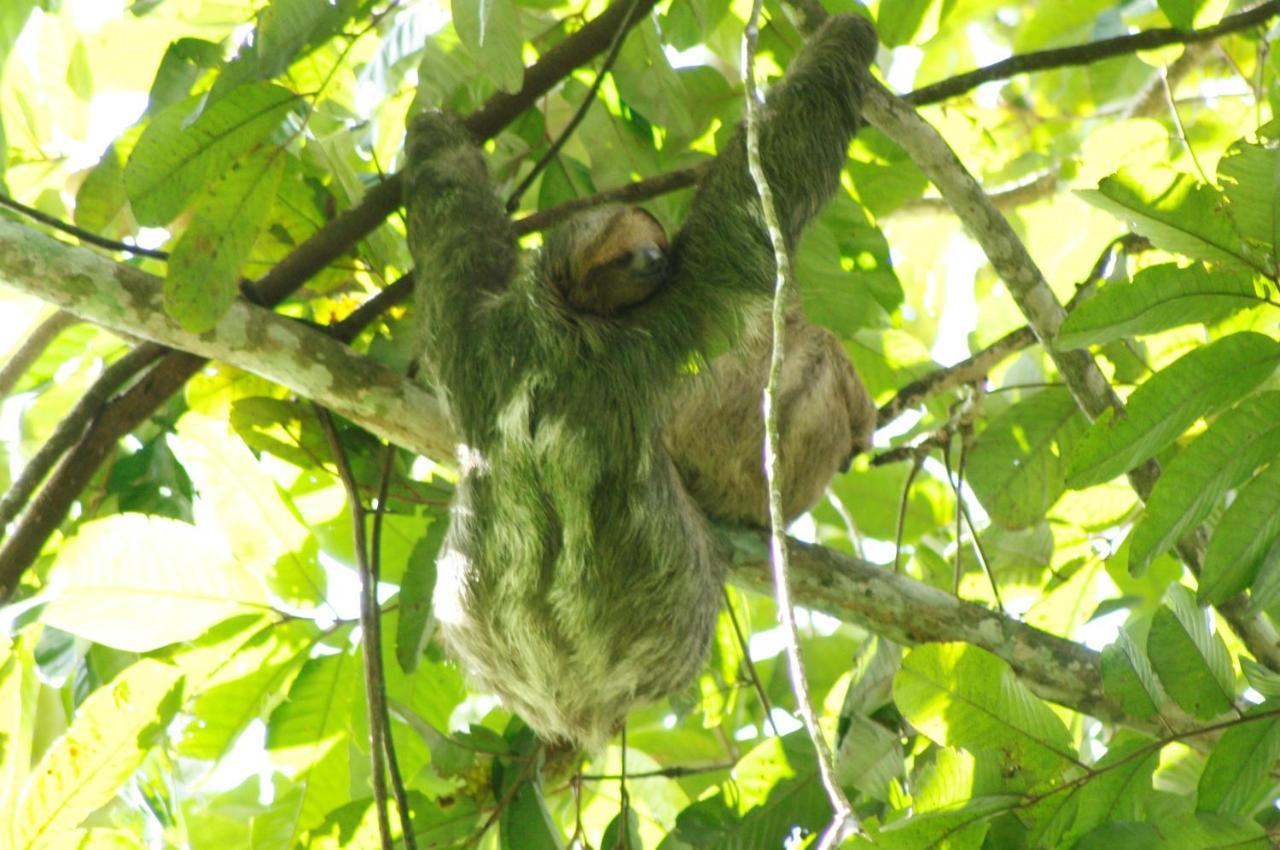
[315,406,393,850]
[740,7,855,845]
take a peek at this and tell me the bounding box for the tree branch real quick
[906,1,1280,107]
[0,216,1199,739]
[857,74,1280,671]
[0,309,79,398]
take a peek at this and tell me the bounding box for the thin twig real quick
[722,587,781,737]
[741,7,855,846]
[0,193,169,259]
[506,0,643,212]
[905,0,1280,106]
[369,440,417,850]
[314,406,393,850]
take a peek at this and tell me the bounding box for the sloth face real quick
[545,206,669,316]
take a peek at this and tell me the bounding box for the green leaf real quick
[451,0,524,93]
[1057,263,1263,350]
[1146,587,1234,719]
[1130,392,1280,575]
[124,82,299,226]
[0,635,37,828]
[1200,459,1280,604]
[1080,168,1258,270]
[1066,730,1159,842]
[256,0,361,80]
[175,619,315,761]
[266,650,358,842]
[1158,0,1206,29]
[305,792,480,849]
[165,145,285,332]
[613,19,697,147]
[967,388,1089,528]
[1198,698,1280,815]
[395,526,443,674]
[1218,141,1280,249]
[894,643,1075,784]
[499,767,564,850]
[42,514,264,653]
[1066,332,1280,488]
[13,660,183,850]
[1100,632,1160,720]
[876,0,936,47]
[1244,536,1280,615]
[73,145,131,238]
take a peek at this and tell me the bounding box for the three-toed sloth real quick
[405,13,878,753]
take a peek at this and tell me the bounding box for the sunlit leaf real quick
[42,514,264,653]
[1200,459,1280,604]
[13,660,183,849]
[895,643,1075,783]
[1067,332,1280,488]
[1057,263,1262,350]
[1147,587,1234,719]
[1130,391,1280,575]
[1080,168,1259,271]
[165,145,286,331]
[967,387,1089,528]
[1218,140,1280,249]
[124,82,299,226]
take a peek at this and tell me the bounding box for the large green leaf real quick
[1056,263,1262,350]
[1099,631,1161,720]
[967,388,1089,528]
[0,635,37,828]
[451,0,524,93]
[1065,730,1159,843]
[175,619,316,761]
[12,660,183,850]
[165,145,286,332]
[170,413,322,607]
[1218,141,1280,249]
[41,514,264,653]
[1130,392,1280,575]
[256,0,362,79]
[124,82,299,225]
[1197,699,1280,816]
[1146,587,1234,719]
[266,650,358,843]
[1066,332,1280,488]
[1200,459,1280,604]
[1079,168,1258,271]
[894,643,1075,784]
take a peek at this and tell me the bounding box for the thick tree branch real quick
[0,221,453,461]
[1,218,1194,738]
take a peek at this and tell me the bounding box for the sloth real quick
[404,13,878,753]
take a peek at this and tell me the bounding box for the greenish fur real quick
[405,14,877,751]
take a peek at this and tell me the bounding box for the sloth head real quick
[539,206,669,316]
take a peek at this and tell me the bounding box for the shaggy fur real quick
[405,14,877,752]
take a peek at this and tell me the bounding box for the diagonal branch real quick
[857,73,1280,671]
